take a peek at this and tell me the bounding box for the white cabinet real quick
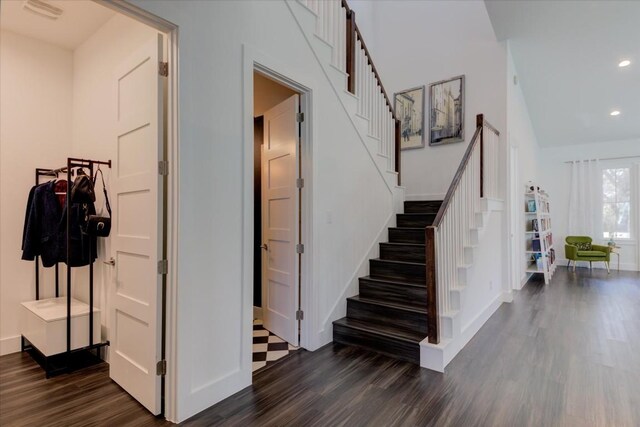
[21,297,100,357]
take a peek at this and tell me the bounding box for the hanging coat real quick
[22,180,97,267]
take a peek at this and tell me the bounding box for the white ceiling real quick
[485,0,640,147]
[1,0,115,50]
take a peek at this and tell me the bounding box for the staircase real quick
[289,0,504,369]
[333,200,442,363]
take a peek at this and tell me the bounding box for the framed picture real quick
[428,75,465,146]
[394,86,425,150]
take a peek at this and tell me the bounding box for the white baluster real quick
[339,6,347,73]
[368,66,374,134]
[330,1,338,67]
[315,0,323,37]
[323,1,330,42]
[375,80,380,140]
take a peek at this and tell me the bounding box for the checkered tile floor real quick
[253,320,298,372]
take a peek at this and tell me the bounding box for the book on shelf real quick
[532,239,541,252]
[527,200,536,212]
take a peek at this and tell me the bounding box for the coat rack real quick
[23,157,112,377]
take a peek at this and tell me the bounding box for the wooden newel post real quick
[395,119,401,186]
[346,10,356,94]
[477,114,484,198]
[425,226,439,344]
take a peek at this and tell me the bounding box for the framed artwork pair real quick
[394,75,465,150]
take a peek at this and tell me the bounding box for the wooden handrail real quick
[482,117,500,137]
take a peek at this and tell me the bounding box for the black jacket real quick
[22,180,97,267]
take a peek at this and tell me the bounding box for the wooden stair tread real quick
[347,295,427,315]
[333,317,426,343]
[371,258,425,267]
[360,275,426,289]
[380,242,425,247]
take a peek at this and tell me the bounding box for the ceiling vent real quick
[22,0,63,20]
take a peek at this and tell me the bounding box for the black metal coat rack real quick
[24,157,112,377]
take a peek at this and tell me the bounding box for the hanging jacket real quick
[21,180,97,267]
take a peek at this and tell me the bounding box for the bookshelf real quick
[524,186,556,284]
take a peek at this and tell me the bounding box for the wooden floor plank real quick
[1,266,639,426]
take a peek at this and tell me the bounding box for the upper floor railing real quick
[298,0,401,183]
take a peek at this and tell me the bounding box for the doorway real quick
[252,71,304,372]
[0,0,178,419]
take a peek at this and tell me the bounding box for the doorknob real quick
[260,244,268,250]
[103,257,116,266]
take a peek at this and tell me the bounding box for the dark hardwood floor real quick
[0,352,170,427]
[2,266,639,426]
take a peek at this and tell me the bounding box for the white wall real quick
[540,139,640,271]
[352,0,507,200]
[0,30,73,355]
[71,14,159,342]
[506,44,542,286]
[347,0,376,53]
[128,0,396,421]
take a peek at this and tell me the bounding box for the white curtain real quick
[568,159,600,236]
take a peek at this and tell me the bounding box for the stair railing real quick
[298,0,401,184]
[425,114,501,344]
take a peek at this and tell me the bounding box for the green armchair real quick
[565,236,611,273]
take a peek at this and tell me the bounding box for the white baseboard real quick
[501,290,513,303]
[253,306,263,320]
[0,335,21,356]
[405,193,446,201]
[419,293,503,372]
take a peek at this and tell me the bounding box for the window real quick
[602,168,631,239]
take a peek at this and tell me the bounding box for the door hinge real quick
[156,359,167,376]
[159,62,169,77]
[158,160,169,176]
[296,310,304,320]
[157,260,168,275]
[296,243,304,254]
[296,112,304,123]
[296,178,304,189]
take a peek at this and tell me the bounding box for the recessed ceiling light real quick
[610,110,621,116]
[618,60,631,67]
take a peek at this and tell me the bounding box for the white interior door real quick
[110,34,164,415]
[261,94,300,346]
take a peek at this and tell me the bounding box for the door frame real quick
[242,45,315,379]
[97,0,179,421]
[507,141,522,290]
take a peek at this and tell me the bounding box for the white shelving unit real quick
[524,187,556,284]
